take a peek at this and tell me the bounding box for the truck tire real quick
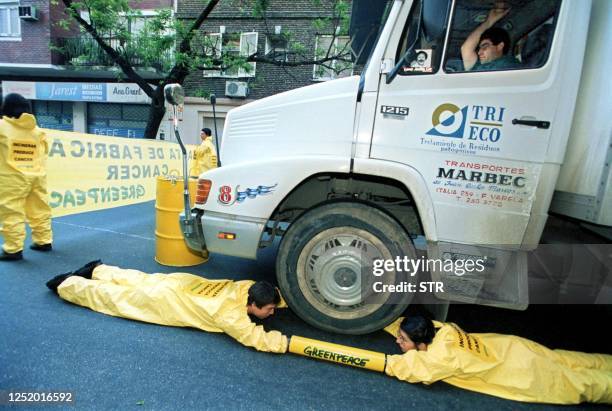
[276,202,417,334]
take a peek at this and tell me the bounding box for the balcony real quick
[53,36,174,73]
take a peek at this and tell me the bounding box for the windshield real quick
[350,0,395,71]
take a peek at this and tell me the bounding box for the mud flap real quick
[427,242,529,310]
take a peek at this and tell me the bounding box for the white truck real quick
[176,0,611,333]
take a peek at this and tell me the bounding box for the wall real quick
[0,0,51,64]
[178,0,351,100]
[168,96,244,147]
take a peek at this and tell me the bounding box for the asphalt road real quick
[0,201,610,410]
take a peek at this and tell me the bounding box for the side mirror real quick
[164,83,184,106]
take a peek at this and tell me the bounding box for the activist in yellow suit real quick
[0,94,53,261]
[385,315,612,404]
[46,261,288,353]
[191,128,217,177]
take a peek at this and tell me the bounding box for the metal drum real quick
[155,175,207,266]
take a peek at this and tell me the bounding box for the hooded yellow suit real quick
[191,137,217,177]
[384,319,612,404]
[58,264,287,353]
[0,114,52,253]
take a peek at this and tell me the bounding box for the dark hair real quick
[201,127,212,136]
[400,315,435,345]
[1,93,32,119]
[481,27,511,55]
[247,281,281,308]
[416,51,428,59]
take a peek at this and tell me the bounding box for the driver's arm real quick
[461,6,510,70]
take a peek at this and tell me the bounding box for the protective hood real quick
[0,113,47,177]
[221,76,360,166]
[3,113,37,130]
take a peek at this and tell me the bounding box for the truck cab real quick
[181,0,601,333]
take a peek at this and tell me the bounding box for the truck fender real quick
[352,157,438,241]
[198,156,351,219]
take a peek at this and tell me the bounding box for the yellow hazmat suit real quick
[0,114,52,253]
[58,264,287,353]
[191,137,217,177]
[384,319,612,404]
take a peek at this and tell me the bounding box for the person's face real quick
[396,330,419,353]
[417,54,426,65]
[478,39,504,64]
[200,131,207,140]
[248,303,276,319]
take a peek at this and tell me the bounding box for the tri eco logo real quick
[426,103,469,139]
[421,103,507,155]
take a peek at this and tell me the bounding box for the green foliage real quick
[311,0,349,35]
[252,0,269,18]
[312,18,326,32]
[192,88,211,98]
[335,0,350,35]
[54,0,175,72]
[56,0,352,77]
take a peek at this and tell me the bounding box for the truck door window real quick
[395,0,452,75]
[444,0,562,73]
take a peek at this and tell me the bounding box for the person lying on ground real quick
[47,261,288,353]
[384,315,612,404]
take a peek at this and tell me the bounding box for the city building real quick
[2,0,357,144]
[177,0,354,145]
[0,0,173,138]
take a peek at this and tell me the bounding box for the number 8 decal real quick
[218,185,236,205]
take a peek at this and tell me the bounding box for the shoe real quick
[46,272,72,295]
[0,250,23,261]
[46,260,103,295]
[72,260,103,279]
[30,243,52,252]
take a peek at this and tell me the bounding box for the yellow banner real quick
[45,130,195,217]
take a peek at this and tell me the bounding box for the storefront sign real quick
[2,81,151,104]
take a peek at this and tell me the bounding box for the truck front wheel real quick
[276,202,416,334]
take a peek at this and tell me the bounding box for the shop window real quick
[33,101,74,132]
[87,103,148,138]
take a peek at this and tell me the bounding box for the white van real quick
[178,0,611,333]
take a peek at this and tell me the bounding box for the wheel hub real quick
[296,228,394,320]
[334,267,357,288]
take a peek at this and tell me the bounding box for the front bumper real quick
[180,210,267,260]
[179,210,207,255]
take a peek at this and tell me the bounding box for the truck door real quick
[367,0,591,307]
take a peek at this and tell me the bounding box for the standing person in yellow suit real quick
[0,93,53,261]
[46,261,288,353]
[385,315,612,404]
[191,127,217,177]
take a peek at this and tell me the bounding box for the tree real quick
[54,0,353,139]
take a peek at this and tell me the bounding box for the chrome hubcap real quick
[296,227,395,320]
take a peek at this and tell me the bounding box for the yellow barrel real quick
[155,175,208,266]
[289,335,387,372]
